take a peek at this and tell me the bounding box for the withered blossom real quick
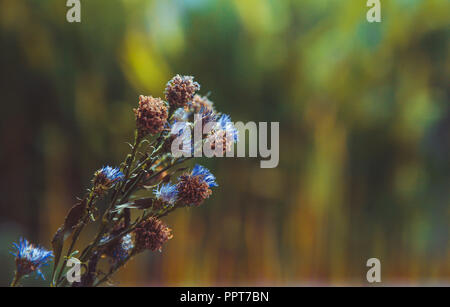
[191,94,215,114]
[134,95,168,137]
[176,164,217,206]
[133,217,173,252]
[165,74,200,108]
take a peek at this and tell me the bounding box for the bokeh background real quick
[0,0,448,286]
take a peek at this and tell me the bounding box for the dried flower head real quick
[176,164,218,206]
[93,166,124,194]
[134,95,168,137]
[165,75,200,108]
[191,94,215,114]
[134,217,173,252]
[11,238,53,280]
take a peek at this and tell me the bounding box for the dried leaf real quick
[51,199,87,283]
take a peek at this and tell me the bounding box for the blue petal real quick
[191,164,218,188]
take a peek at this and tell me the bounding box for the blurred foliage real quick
[0,0,448,285]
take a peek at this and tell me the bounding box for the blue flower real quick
[217,114,238,142]
[191,164,218,187]
[154,183,179,205]
[112,234,134,262]
[121,234,134,251]
[192,107,218,129]
[173,108,190,122]
[11,238,53,280]
[176,165,218,206]
[93,166,124,193]
[99,166,124,182]
[100,233,134,263]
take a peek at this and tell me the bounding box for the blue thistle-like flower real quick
[99,166,124,182]
[100,233,134,264]
[121,234,134,251]
[93,165,124,193]
[217,114,238,142]
[173,108,190,122]
[11,238,53,280]
[154,183,179,205]
[203,114,238,155]
[194,107,219,129]
[168,121,193,156]
[176,164,218,206]
[191,164,218,187]
[112,234,134,262]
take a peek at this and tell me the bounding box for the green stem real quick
[10,272,22,287]
[93,203,181,287]
[93,252,135,287]
[55,191,96,286]
[78,133,142,265]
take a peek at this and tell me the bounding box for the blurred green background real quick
[0,0,448,286]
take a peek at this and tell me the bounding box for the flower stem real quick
[10,272,22,287]
[78,132,142,266]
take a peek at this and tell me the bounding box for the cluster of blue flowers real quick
[10,75,230,286]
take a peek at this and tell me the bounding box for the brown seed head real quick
[165,75,200,108]
[134,95,168,137]
[176,174,212,206]
[134,217,173,252]
[191,94,214,114]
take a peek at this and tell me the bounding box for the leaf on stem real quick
[113,197,154,211]
[51,199,87,282]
